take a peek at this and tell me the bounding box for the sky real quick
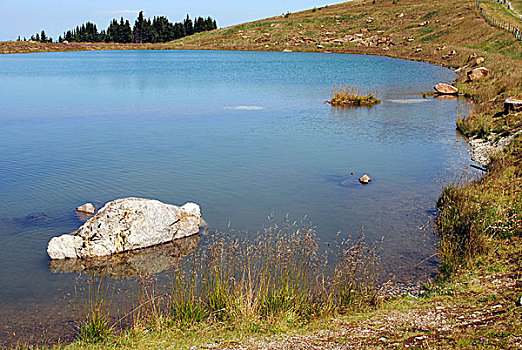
[1,0,336,41]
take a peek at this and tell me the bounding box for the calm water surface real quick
[0,50,475,346]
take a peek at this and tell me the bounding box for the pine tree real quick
[106,19,119,42]
[133,11,145,43]
[184,15,194,36]
[123,19,133,43]
[173,22,186,39]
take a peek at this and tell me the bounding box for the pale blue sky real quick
[1,1,336,41]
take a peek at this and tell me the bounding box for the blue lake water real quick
[0,50,476,345]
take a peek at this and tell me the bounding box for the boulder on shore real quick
[76,203,95,215]
[434,83,458,95]
[467,67,491,81]
[504,97,522,113]
[47,198,201,260]
[475,57,485,65]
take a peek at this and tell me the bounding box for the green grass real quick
[77,276,113,344]
[436,135,522,277]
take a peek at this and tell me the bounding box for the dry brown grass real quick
[326,85,381,107]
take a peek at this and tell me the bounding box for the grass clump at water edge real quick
[168,217,382,327]
[326,84,381,107]
[435,134,522,278]
[75,275,113,344]
[64,217,383,348]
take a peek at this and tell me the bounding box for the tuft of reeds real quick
[75,275,113,344]
[326,85,381,107]
[168,215,382,327]
[71,216,383,343]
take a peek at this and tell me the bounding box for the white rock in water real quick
[359,174,372,184]
[47,198,201,260]
[76,203,95,215]
[47,234,83,259]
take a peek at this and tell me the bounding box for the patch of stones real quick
[469,130,521,165]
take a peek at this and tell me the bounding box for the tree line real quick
[19,12,217,43]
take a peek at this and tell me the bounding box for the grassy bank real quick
[6,0,522,348]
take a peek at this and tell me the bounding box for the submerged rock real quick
[49,234,199,278]
[0,212,53,228]
[47,198,201,260]
[434,83,458,95]
[76,203,95,215]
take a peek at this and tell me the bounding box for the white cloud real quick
[97,10,140,16]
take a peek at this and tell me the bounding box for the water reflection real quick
[49,235,199,278]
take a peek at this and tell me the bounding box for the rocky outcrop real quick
[434,83,458,95]
[47,198,201,260]
[76,203,95,215]
[504,97,522,113]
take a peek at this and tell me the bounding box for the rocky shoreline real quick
[469,130,521,166]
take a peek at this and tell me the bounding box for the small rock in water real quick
[359,174,372,184]
[76,203,95,215]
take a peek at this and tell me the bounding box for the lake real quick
[0,50,476,346]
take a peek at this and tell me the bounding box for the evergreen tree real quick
[99,29,107,42]
[184,15,194,36]
[173,22,186,39]
[106,19,119,42]
[152,16,175,42]
[122,18,133,43]
[133,11,146,43]
[42,11,218,44]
